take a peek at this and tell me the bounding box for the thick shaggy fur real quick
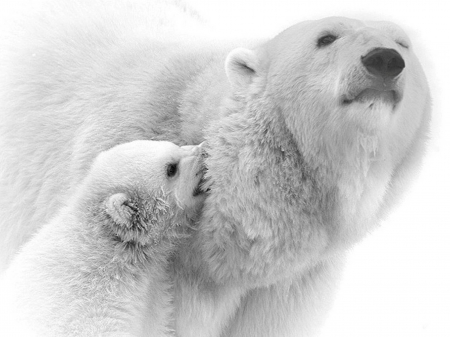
[0,0,431,336]
[0,140,206,336]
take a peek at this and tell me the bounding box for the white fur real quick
[0,1,430,336]
[0,140,206,336]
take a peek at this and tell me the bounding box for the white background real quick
[188,0,450,336]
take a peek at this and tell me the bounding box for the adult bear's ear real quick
[225,48,261,93]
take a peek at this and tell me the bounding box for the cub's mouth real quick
[192,185,203,197]
[192,149,211,197]
[193,173,211,197]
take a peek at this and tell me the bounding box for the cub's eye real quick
[166,163,178,178]
[317,34,338,47]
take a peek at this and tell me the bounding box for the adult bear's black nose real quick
[361,48,405,79]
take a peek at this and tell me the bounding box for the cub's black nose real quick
[361,48,405,79]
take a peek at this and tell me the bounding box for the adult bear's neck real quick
[189,95,334,287]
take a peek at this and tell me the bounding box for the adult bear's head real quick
[226,17,429,167]
[201,17,431,286]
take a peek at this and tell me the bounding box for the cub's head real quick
[79,140,207,247]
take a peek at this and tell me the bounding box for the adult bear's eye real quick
[396,40,409,49]
[317,34,338,47]
[166,163,178,178]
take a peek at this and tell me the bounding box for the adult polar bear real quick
[0,0,430,336]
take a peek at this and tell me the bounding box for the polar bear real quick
[0,140,207,336]
[0,0,431,336]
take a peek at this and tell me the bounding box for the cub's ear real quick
[104,192,170,245]
[225,48,261,92]
[105,193,137,230]
[105,193,148,244]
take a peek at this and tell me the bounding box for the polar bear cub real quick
[0,140,207,337]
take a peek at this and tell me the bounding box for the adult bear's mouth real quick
[341,70,404,109]
[342,88,400,106]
